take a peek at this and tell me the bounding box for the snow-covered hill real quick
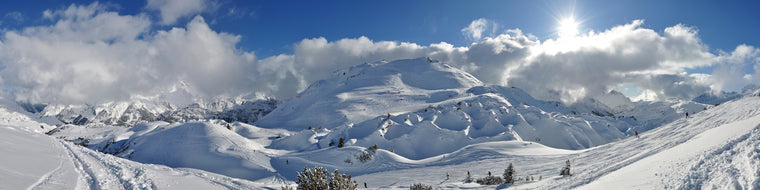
[255,57,484,131]
[258,58,708,157]
[36,97,278,127]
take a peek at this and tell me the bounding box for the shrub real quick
[410,183,432,190]
[476,175,504,185]
[338,137,345,148]
[357,151,372,163]
[329,170,358,190]
[368,144,379,153]
[296,166,357,190]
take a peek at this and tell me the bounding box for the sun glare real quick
[558,17,579,38]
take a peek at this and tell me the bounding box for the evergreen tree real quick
[504,163,515,184]
[297,166,329,190]
[410,183,432,190]
[368,144,379,153]
[338,137,345,148]
[329,170,358,190]
[296,166,357,190]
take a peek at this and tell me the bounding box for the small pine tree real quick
[476,175,504,185]
[410,183,433,190]
[329,170,358,190]
[357,151,373,163]
[297,166,357,190]
[368,144,379,153]
[504,163,515,184]
[338,137,345,148]
[297,166,329,190]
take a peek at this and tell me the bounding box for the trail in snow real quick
[579,115,760,189]
[531,97,760,189]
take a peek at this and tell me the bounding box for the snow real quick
[0,109,282,189]
[2,57,760,189]
[580,112,760,189]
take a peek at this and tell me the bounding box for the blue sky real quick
[0,0,759,103]
[3,1,757,58]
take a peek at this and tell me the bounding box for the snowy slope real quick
[0,104,285,189]
[335,96,760,189]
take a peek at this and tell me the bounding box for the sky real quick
[0,0,758,104]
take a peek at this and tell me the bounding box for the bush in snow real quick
[368,144,379,153]
[297,166,329,190]
[409,183,432,190]
[338,137,345,148]
[476,175,504,185]
[504,163,515,184]
[296,166,357,190]
[329,169,358,190]
[356,151,372,163]
[560,160,572,176]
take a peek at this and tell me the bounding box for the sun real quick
[557,17,579,38]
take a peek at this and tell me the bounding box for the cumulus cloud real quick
[0,3,255,104]
[711,44,760,92]
[506,20,716,102]
[461,18,499,41]
[256,36,429,98]
[146,0,211,25]
[2,5,758,105]
[257,20,758,103]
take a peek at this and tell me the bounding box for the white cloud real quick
[2,3,759,105]
[711,44,760,92]
[506,20,717,102]
[146,0,210,25]
[461,18,498,41]
[0,3,255,104]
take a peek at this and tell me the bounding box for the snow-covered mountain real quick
[255,57,484,131]
[5,57,760,189]
[256,58,707,157]
[692,84,760,105]
[35,97,279,126]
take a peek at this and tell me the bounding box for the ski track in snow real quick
[27,138,76,190]
[61,140,155,190]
